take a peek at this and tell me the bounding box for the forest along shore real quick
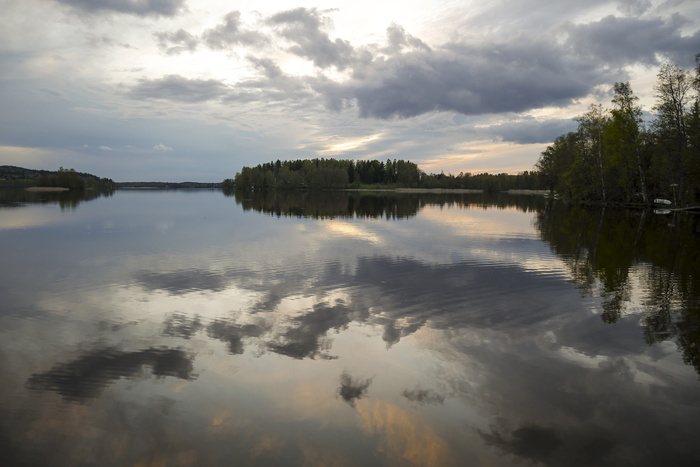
[25,187,70,192]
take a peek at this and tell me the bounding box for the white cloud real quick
[1,1,698,181]
[153,143,174,152]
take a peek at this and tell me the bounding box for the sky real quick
[1,0,699,182]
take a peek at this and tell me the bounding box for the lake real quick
[1,188,699,466]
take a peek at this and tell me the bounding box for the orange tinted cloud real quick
[356,399,456,466]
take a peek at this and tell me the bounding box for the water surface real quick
[1,189,699,466]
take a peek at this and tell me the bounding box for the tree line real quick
[228,158,421,191]
[227,158,542,192]
[0,166,115,191]
[536,55,700,206]
[230,55,699,202]
[116,181,221,189]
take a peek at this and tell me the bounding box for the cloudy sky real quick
[1,0,699,181]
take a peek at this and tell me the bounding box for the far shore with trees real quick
[0,166,115,192]
[4,55,697,208]
[229,54,700,208]
[226,158,541,193]
[0,166,220,191]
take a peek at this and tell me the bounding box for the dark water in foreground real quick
[1,189,699,466]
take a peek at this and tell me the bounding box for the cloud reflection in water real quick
[26,347,196,402]
[4,191,700,466]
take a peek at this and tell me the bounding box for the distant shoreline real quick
[115,182,221,189]
[337,188,484,193]
[396,188,483,193]
[25,187,70,192]
[340,188,550,194]
[505,189,550,195]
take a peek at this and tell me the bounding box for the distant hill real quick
[0,165,115,190]
[1,165,57,181]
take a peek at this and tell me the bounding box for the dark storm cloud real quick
[135,7,700,125]
[338,372,373,407]
[484,118,579,144]
[53,0,185,17]
[267,7,355,70]
[320,37,607,119]
[247,7,700,121]
[203,11,267,49]
[127,75,229,102]
[155,29,199,55]
[26,347,195,401]
[566,14,700,67]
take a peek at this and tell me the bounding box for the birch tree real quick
[577,104,610,202]
[607,82,647,202]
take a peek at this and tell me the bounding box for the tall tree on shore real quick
[606,82,647,202]
[576,104,610,202]
[687,54,700,202]
[535,54,700,206]
[652,62,692,202]
[536,132,579,195]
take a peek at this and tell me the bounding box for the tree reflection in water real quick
[4,189,700,466]
[238,190,700,376]
[535,202,700,375]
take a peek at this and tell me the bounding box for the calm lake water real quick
[1,188,699,466]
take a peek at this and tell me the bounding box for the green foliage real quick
[536,53,700,206]
[576,103,610,202]
[233,190,548,219]
[534,202,700,374]
[232,158,423,191]
[230,158,541,192]
[115,181,220,188]
[0,165,115,192]
[221,179,235,193]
